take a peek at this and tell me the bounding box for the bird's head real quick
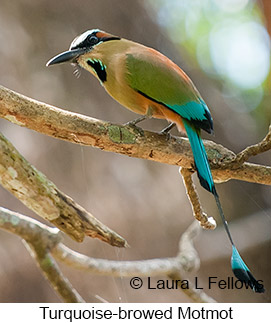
[46,29,120,67]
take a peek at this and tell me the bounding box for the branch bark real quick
[0,132,127,246]
[1,85,271,186]
[180,167,216,230]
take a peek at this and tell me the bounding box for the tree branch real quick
[230,125,271,168]
[179,167,216,230]
[0,206,216,303]
[0,132,127,246]
[0,85,270,186]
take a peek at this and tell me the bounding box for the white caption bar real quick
[0,303,267,322]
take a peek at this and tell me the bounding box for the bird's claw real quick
[159,129,172,140]
[159,122,175,140]
[124,115,147,127]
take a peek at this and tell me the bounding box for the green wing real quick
[126,52,197,104]
[125,51,212,132]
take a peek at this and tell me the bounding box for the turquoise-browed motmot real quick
[47,29,264,293]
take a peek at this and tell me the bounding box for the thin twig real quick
[23,241,85,303]
[54,243,180,277]
[0,85,271,186]
[168,272,216,303]
[180,168,216,230]
[53,222,201,278]
[177,220,201,272]
[169,221,216,302]
[233,125,271,167]
[0,206,215,303]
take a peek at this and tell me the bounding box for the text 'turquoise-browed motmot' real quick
[47,29,264,293]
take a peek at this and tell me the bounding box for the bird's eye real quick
[86,35,99,46]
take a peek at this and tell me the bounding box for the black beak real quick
[46,48,87,66]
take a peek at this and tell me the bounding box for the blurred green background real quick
[0,0,270,302]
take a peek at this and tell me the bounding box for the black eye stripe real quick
[71,33,98,50]
[71,33,121,50]
[100,36,121,42]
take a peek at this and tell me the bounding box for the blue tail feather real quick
[232,246,265,293]
[183,120,264,293]
[183,120,215,194]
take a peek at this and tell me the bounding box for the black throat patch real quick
[87,59,107,83]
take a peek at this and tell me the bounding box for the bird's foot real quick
[159,122,175,140]
[125,115,147,127]
[124,116,146,136]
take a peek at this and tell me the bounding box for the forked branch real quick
[230,125,271,167]
[0,207,215,303]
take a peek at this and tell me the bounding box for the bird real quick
[47,29,264,293]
